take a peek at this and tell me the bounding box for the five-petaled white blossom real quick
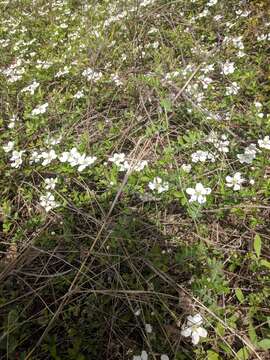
[186,183,211,204]
[39,192,59,212]
[41,149,57,166]
[45,178,58,190]
[226,172,245,191]
[181,313,207,345]
[221,61,235,75]
[237,144,257,164]
[148,177,169,194]
[3,141,14,153]
[258,136,270,150]
[10,150,24,168]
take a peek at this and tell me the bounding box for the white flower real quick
[145,323,152,333]
[225,82,240,95]
[3,141,14,152]
[68,148,82,166]
[133,350,148,360]
[45,178,58,190]
[133,160,148,172]
[108,153,126,166]
[36,60,52,69]
[55,66,70,78]
[59,151,73,163]
[237,144,257,164]
[257,34,267,42]
[39,192,59,212]
[186,183,211,204]
[10,150,24,168]
[148,177,169,194]
[108,153,135,172]
[45,136,62,146]
[207,132,229,153]
[111,73,123,86]
[254,101,262,109]
[31,102,48,116]
[77,154,97,172]
[21,80,39,95]
[250,179,255,185]
[8,115,18,129]
[134,309,141,316]
[214,15,223,21]
[30,150,43,164]
[181,313,207,345]
[119,160,130,172]
[237,50,246,58]
[258,135,270,150]
[221,61,235,75]
[161,355,169,360]
[207,0,218,6]
[181,164,191,173]
[191,150,215,163]
[40,149,57,166]
[226,172,245,191]
[140,0,155,6]
[198,75,213,89]
[82,68,102,81]
[201,64,214,74]
[74,90,84,99]
[59,148,96,171]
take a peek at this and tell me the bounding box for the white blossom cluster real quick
[207,132,230,153]
[2,58,25,82]
[108,153,148,173]
[82,68,102,81]
[59,147,97,172]
[191,150,216,163]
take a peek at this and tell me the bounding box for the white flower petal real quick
[191,331,200,345]
[197,327,207,338]
[181,327,192,337]
[186,188,195,195]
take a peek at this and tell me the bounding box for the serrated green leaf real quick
[253,234,261,258]
[235,288,244,303]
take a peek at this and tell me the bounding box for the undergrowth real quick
[0,0,269,359]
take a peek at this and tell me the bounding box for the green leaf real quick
[234,347,249,360]
[160,98,172,112]
[235,288,244,303]
[258,338,270,350]
[260,259,270,269]
[248,321,258,345]
[207,350,220,360]
[253,234,262,258]
[215,322,225,337]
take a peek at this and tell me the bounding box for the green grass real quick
[0,0,270,359]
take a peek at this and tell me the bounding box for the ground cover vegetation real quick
[0,0,270,359]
